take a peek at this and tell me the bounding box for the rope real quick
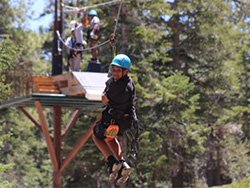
[57,0,123,52]
[113,0,123,35]
[62,0,121,11]
[56,31,109,52]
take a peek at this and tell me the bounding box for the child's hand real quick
[102,94,109,105]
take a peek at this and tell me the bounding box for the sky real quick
[26,1,53,32]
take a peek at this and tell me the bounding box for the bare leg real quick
[92,134,113,160]
[106,138,124,161]
[90,42,98,60]
[69,58,73,71]
[92,134,122,184]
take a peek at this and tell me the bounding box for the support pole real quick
[60,116,101,173]
[35,101,58,171]
[19,107,53,141]
[19,107,42,132]
[52,0,63,76]
[60,123,95,172]
[61,109,80,141]
[28,99,101,187]
[53,106,62,188]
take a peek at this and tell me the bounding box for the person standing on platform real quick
[65,20,87,71]
[86,9,101,62]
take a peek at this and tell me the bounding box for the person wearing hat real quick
[65,22,87,71]
[92,54,138,186]
[86,9,101,61]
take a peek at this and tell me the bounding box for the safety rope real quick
[62,0,121,11]
[57,31,110,52]
[57,0,123,52]
[113,0,123,35]
[110,0,122,56]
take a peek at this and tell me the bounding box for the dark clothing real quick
[104,76,136,113]
[93,75,136,139]
[69,43,84,58]
[94,109,133,138]
[87,28,100,41]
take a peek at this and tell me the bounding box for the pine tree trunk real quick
[167,2,182,70]
[171,162,184,188]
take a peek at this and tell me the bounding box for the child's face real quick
[111,65,128,80]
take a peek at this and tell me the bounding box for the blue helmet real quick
[111,54,132,70]
[88,9,98,17]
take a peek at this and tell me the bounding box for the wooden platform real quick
[32,72,108,100]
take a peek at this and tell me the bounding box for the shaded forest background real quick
[0,0,250,187]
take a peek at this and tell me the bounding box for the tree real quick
[1,0,250,187]
[127,0,250,187]
[0,0,54,186]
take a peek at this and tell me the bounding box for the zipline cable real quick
[57,0,123,52]
[62,0,121,11]
[111,0,123,57]
[57,31,110,52]
[113,0,123,35]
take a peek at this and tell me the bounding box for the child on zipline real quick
[92,54,137,186]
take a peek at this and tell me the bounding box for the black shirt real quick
[103,75,136,113]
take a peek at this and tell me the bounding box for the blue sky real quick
[27,1,53,32]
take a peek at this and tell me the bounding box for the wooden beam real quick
[18,107,42,131]
[60,115,101,173]
[35,89,60,94]
[61,109,80,141]
[33,77,54,82]
[19,107,54,141]
[35,101,58,170]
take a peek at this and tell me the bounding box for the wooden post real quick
[60,122,96,173]
[61,109,80,141]
[19,107,43,132]
[26,100,100,187]
[19,107,53,141]
[53,106,62,188]
[52,0,63,76]
[35,101,58,170]
[60,116,101,172]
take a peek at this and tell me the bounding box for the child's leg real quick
[92,134,113,159]
[106,138,124,160]
[93,134,123,183]
[92,122,122,183]
[90,41,98,60]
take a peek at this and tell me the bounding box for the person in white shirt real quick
[65,22,87,71]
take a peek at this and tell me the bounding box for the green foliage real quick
[0,126,14,188]
[0,40,21,100]
[0,109,53,187]
[221,136,250,182]
[130,0,250,187]
[1,0,250,187]
[133,131,168,187]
